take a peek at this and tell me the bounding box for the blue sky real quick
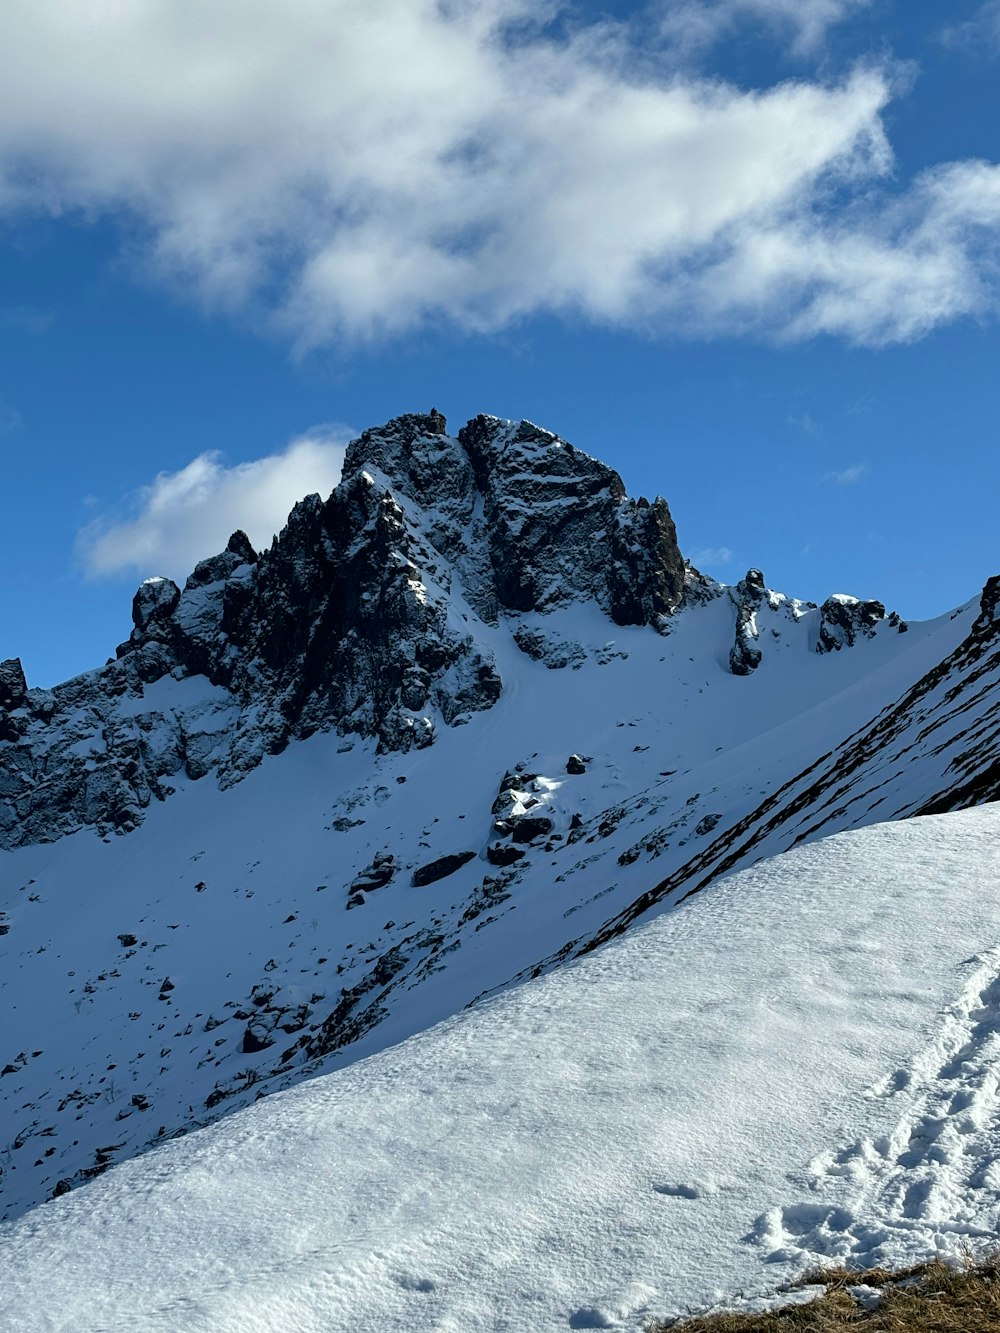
[2,0,1000,687]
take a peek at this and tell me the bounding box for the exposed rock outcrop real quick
[458,415,685,625]
[817,594,885,653]
[728,569,766,676]
[0,657,27,711]
[411,851,477,887]
[0,658,27,742]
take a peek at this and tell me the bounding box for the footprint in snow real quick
[754,948,1000,1268]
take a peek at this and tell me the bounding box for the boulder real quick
[411,850,477,887]
[510,816,554,844]
[350,852,396,892]
[487,842,526,867]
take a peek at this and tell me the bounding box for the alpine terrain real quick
[2,411,1000,1330]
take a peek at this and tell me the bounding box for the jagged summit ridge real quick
[339,410,686,624]
[0,410,897,849]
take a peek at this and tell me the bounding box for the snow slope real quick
[0,592,979,1223]
[4,807,1000,1333]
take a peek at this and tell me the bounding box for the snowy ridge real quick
[3,809,1000,1332]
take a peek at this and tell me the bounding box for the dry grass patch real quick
[650,1254,1000,1331]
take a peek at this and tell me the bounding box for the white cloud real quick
[689,545,734,568]
[669,159,1000,344]
[823,463,868,484]
[0,2,996,347]
[658,0,870,60]
[78,427,348,581]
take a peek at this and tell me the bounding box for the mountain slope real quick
[4,807,1000,1333]
[2,411,999,1225]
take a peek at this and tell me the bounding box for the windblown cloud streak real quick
[0,1,998,347]
[941,1,1000,57]
[0,396,21,439]
[689,545,735,569]
[658,0,871,59]
[79,428,348,581]
[823,464,868,485]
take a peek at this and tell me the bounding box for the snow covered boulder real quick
[350,853,396,892]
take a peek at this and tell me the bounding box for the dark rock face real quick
[131,578,181,635]
[242,1022,274,1055]
[974,575,1000,635]
[0,658,27,740]
[225,529,257,565]
[411,851,477,887]
[487,842,527,866]
[728,569,766,676]
[510,815,554,844]
[817,595,885,653]
[0,659,27,711]
[458,415,685,625]
[512,627,586,670]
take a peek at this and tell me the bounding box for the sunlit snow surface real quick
[0,598,974,1225]
[4,807,1000,1332]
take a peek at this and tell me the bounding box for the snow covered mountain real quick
[2,410,1000,1233]
[4,806,1000,1332]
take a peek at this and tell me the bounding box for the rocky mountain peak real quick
[337,410,687,627]
[0,409,909,852]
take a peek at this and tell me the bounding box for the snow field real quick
[0,597,966,1225]
[3,807,1000,1331]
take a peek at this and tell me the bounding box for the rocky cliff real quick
[0,411,898,850]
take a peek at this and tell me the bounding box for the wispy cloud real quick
[690,546,735,568]
[0,396,21,438]
[0,305,52,335]
[0,3,996,348]
[78,426,349,581]
[823,463,869,484]
[788,411,819,435]
[940,1,1000,57]
[658,0,871,60]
